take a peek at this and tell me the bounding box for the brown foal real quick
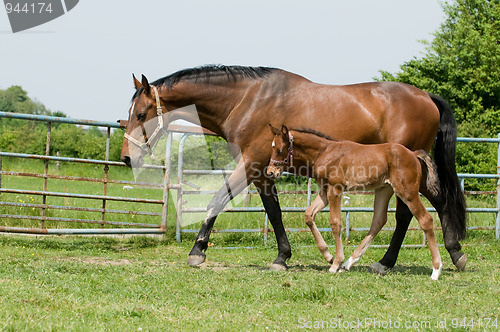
[267,125,443,280]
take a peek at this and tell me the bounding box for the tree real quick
[0,86,53,115]
[377,0,499,185]
[0,86,125,161]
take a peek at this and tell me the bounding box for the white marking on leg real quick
[341,256,358,271]
[203,208,215,224]
[431,262,443,281]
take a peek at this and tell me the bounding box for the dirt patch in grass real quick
[60,257,134,266]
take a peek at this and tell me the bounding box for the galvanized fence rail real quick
[175,132,500,245]
[1,112,499,244]
[0,111,174,235]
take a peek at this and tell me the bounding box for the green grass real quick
[0,235,499,331]
[1,158,500,331]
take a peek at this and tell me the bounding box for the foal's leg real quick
[304,189,334,264]
[342,185,394,271]
[402,195,443,280]
[370,198,412,274]
[421,186,466,271]
[327,186,344,273]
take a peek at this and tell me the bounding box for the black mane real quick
[132,65,276,101]
[292,128,338,141]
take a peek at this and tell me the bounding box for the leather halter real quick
[270,132,294,167]
[124,85,164,160]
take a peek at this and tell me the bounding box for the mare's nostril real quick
[121,156,131,168]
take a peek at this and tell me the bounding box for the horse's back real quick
[275,73,440,151]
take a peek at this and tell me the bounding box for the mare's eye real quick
[137,113,147,121]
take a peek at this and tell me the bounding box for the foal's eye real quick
[137,113,147,121]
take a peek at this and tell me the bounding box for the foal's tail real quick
[428,93,467,241]
[414,150,440,197]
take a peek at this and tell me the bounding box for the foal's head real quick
[267,124,293,179]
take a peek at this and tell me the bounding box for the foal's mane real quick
[292,128,338,142]
[133,65,276,100]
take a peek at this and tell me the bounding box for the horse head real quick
[121,74,166,168]
[267,124,293,179]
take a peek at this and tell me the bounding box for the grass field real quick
[1,158,500,331]
[0,234,499,331]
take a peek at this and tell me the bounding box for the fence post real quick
[101,127,111,229]
[496,133,500,240]
[161,131,173,233]
[41,122,52,229]
[176,133,190,242]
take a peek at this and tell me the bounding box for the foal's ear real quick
[141,74,151,95]
[269,124,280,135]
[281,125,289,136]
[132,74,142,90]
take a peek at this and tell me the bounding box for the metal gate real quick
[1,111,499,242]
[0,112,173,234]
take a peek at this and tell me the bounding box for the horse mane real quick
[133,65,276,100]
[292,128,338,142]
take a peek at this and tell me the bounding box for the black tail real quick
[429,93,467,240]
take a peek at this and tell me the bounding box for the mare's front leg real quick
[327,186,344,273]
[342,185,394,271]
[253,176,292,271]
[187,160,251,267]
[304,188,333,264]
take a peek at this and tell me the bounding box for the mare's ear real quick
[269,124,281,135]
[141,74,151,95]
[281,125,289,136]
[132,74,142,90]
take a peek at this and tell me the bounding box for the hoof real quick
[454,253,467,271]
[431,262,443,281]
[329,264,341,274]
[369,262,390,275]
[187,254,206,267]
[270,263,287,271]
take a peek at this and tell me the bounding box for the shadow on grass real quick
[240,262,441,277]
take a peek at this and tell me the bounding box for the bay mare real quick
[267,125,443,280]
[120,65,466,272]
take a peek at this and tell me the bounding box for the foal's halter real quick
[124,85,164,160]
[270,132,294,167]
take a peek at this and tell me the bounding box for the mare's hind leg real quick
[371,198,412,274]
[327,186,344,273]
[402,194,443,280]
[420,186,466,271]
[305,188,334,264]
[342,185,393,271]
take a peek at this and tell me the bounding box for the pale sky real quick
[0,0,445,123]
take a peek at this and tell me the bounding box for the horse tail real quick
[428,93,467,240]
[414,150,440,197]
